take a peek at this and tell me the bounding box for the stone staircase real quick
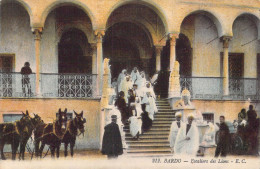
[124,99,176,157]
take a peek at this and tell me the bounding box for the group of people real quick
[168,104,259,157]
[113,67,158,139]
[102,67,158,159]
[168,112,200,155]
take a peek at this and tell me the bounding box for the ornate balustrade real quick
[41,73,98,98]
[0,73,36,98]
[180,77,260,100]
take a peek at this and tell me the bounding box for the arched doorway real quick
[58,29,91,74]
[105,3,166,79]
[103,22,145,78]
[176,33,192,77]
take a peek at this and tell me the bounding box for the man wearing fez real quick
[215,115,230,157]
[101,115,123,159]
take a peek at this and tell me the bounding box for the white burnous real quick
[174,113,199,155]
[168,112,184,151]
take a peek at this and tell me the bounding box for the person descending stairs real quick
[124,98,177,157]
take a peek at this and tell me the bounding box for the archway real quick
[105,3,166,79]
[58,29,90,73]
[176,33,192,77]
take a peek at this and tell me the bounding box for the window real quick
[220,53,244,78]
[0,54,15,72]
[56,112,73,120]
[3,113,23,122]
[202,113,214,124]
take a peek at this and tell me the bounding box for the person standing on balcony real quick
[215,115,230,157]
[20,62,32,97]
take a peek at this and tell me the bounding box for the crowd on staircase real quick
[113,67,159,139]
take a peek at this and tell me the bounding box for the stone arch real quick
[40,0,95,29]
[105,0,169,36]
[106,18,154,47]
[57,24,95,44]
[2,0,32,23]
[178,10,224,37]
[232,12,260,39]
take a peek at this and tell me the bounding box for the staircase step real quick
[125,153,172,158]
[126,135,168,139]
[126,140,169,144]
[128,145,170,149]
[154,114,175,117]
[158,109,176,112]
[124,128,170,132]
[126,148,171,153]
[125,132,169,136]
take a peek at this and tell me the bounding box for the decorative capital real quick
[168,33,179,46]
[94,30,105,43]
[155,45,163,54]
[221,36,232,48]
[32,27,43,40]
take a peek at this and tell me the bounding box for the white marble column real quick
[91,43,97,74]
[33,28,43,97]
[221,36,232,96]
[155,46,163,71]
[94,30,105,96]
[169,33,179,71]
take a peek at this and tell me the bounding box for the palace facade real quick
[0,0,259,150]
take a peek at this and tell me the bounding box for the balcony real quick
[0,73,98,99]
[0,73,259,100]
[180,77,260,100]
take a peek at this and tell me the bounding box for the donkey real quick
[62,110,86,157]
[36,108,68,158]
[0,111,37,160]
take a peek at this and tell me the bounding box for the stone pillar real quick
[94,30,105,96]
[33,28,43,97]
[155,46,163,71]
[221,36,232,96]
[169,33,179,71]
[91,43,97,74]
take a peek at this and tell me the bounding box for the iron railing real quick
[0,73,36,98]
[180,77,260,100]
[41,73,98,98]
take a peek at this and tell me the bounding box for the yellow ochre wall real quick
[0,98,101,150]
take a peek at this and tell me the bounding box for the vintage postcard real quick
[0,0,259,169]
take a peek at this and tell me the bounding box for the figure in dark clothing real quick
[115,91,127,124]
[141,111,152,132]
[246,105,259,155]
[20,62,32,97]
[215,116,230,157]
[128,89,136,117]
[101,115,123,159]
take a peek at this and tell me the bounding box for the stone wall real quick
[0,98,101,150]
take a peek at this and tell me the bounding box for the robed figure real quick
[174,114,199,155]
[101,115,123,159]
[169,112,183,151]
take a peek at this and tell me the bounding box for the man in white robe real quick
[129,110,142,139]
[117,69,127,92]
[142,92,158,121]
[174,113,199,155]
[168,112,184,152]
[136,72,146,95]
[120,76,133,103]
[130,67,141,84]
